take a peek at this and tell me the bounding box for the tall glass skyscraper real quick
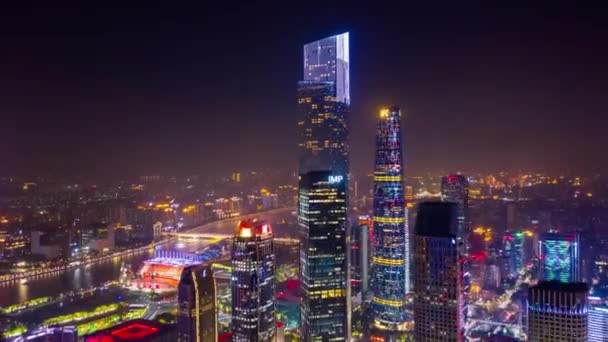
[539,233,581,283]
[298,171,348,341]
[413,202,465,341]
[441,175,470,245]
[177,264,217,342]
[297,33,349,176]
[231,220,276,342]
[441,174,470,330]
[371,107,409,331]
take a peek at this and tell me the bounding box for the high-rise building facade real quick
[441,174,471,328]
[371,107,409,330]
[297,33,349,176]
[298,171,348,341]
[351,215,371,296]
[441,175,470,241]
[414,202,464,341]
[589,305,608,342]
[177,264,217,342]
[513,231,525,272]
[528,281,589,341]
[231,220,276,342]
[539,233,581,283]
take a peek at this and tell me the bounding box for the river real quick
[0,207,296,307]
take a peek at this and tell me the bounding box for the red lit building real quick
[83,319,176,341]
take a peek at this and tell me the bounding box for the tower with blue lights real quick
[539,233,580,283]
[371,107,409,331]
[297,32,350,176]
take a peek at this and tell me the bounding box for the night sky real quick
[2,4,607,178]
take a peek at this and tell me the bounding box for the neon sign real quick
[328,175,344,184]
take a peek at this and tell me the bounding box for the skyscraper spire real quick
[297,33,350,176]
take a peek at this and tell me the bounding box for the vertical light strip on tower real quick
[371,107,408,330]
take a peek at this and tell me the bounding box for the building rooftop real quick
[236,219,272,238]
[532,280,589,293]
[83,319,175,341]
[415,201,459,237]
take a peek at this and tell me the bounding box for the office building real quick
[231,220,276,342]
[298,171,348,341]
[528,281,588,341]
[441,174,470,243]
[297,33,349,176]
[539,233,581,283]
[371,107,409,330]
[177,265,217,342]
[414,202,465,341]
[351,215,371,296]
[441,174,471,327]
[501,234,515,278]
[589,305,608,342]
[513,231,525,272]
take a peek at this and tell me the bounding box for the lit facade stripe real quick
[373,256,404,266]
[372,216,405,224]
[373,297,405,307]
[374,175,402,182]
[192,271,201,342]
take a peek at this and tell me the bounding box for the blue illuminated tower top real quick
[298,33,350,176]
[539,233,581,283]
[303,32,350,104]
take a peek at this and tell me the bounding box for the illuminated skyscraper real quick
[539,233,580,283]
[297,33,349,176]
[441,174,470,328]
[513,231,525,272]
[441,174,470,247]
[528,281,588,341]
[414,202,464,341]
[501,234,515,277]
[177,264,217,342]
[298,171,348,341]
[371,107,409,330]
[231,220,276,342]
[589,305,608,342]
[351,215,371,296]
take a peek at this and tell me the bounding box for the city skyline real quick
[3,4,608,178]
[1,4,608,341]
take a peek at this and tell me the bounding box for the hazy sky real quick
[2,3,607,178]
